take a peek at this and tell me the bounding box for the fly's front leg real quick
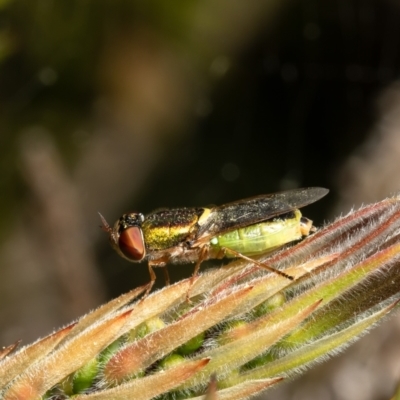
[142,260,169,299]
[143,261,158,299]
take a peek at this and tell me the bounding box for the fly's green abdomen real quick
[210,210,304,256]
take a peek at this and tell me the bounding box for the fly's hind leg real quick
[221,247,294,281]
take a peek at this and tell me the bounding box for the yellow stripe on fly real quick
[100,187,328,298]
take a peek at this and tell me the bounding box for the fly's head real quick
[99,212,146,262]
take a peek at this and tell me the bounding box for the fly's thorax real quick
[141,207,205,251]
[112,213,146,263]
[210,209,308,256]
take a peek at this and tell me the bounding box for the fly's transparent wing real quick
[193,187,328,245]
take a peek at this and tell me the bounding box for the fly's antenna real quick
[98,212,112,233]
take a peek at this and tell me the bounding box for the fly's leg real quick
[187,245,208,302]
[141,260,170,300]
[163,266,170,286]
[221,247,294,280]
[142,262,158,299]
[191,246,209,282]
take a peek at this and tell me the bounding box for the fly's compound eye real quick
[118,227,146,261]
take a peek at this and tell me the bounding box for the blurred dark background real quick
[1,1,400,399]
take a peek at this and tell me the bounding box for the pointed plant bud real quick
[2,196,400,399]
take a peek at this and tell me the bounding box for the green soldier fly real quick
[100,187,328,296]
